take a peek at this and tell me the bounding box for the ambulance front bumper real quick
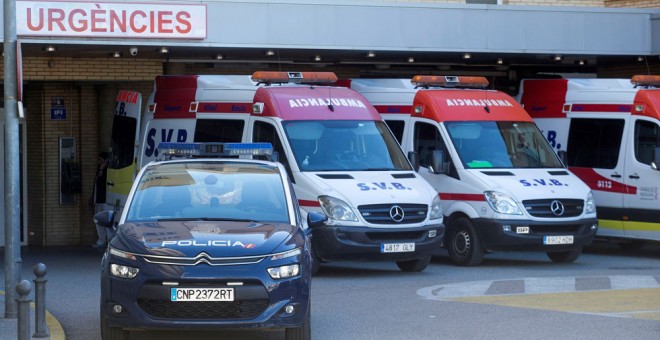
[311,224,444,262]
[473,217,598,252]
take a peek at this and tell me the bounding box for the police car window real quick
[634,120,660,165]
[194,119,244,142]
[567,118,624,169]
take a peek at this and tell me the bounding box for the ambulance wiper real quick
[364,167,397,171]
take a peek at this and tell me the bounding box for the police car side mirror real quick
[651,147,660,171]
[94,210,116,228]
[557,150,568,168]
[428,150,445,175]
[307,212,328,229]
[407,151,420,172]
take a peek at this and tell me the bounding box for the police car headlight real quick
[110,263,139,279]
[318,196,358,222]
[484,191,522,215]
[584,191,596,214]
[429,195,443,220]
[267,264,300,279]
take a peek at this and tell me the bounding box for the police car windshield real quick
[283,120,412,172]
[446,121,563,169]
[125,161,290,224]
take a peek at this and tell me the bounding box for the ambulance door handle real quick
[628,174,640,179]
[107,180,114,187]
[610,173,621,178]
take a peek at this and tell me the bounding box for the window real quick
[634,120,660,165]
[567,118,625,169]
[109,115,137,169]
[413,122,457,178]
[194,119,244,142]
[384,120,405,144]
[253,121,293,181]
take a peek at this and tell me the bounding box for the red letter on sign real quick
[48,8,66,31]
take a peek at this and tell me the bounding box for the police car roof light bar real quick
[158,142,273,160]
[631,75,660,87]
[411,75,489,89]
[251,71,338,85]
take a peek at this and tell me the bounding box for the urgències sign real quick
[17,1,207,39]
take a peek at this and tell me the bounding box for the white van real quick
[347,76,598,266]
[136,72,444,273]
[518,75,660,248]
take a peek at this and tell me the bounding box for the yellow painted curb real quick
[1,290,66,339]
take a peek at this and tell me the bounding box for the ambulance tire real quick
[396,254,431,272]
[101,315,128,340]
[447,218,484,266]
[285,299,311,340]
[618,240,645,251]
[546,248,582,263]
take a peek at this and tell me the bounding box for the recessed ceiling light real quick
[113,51,121,58]
[366,51,375,58]
[266,49,275,56]
[314,55,322,62]
[407,57,414,63]
[463,53,471,59]
[637,56,645,62]
[554,54,563,61]
[215,54,224,60]
[46,45,56,52]
[497,58,503,64]
[160,47,169,54]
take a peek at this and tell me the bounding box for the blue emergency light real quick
[158,142,273,159]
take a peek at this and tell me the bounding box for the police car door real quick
[622,117,660,241]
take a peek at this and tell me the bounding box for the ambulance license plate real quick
[381,243,415,253]
[171,288,234,302]
[543,235,574,245]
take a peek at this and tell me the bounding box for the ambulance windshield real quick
[283,120,412,171]
[446,121,563,169]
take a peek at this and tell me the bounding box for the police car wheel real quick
[284,300,311,340]
[310,247,321,276]
[396,254,431,272]
[546,248,581,263]
[100,315,128,340]
[447,218,484,267]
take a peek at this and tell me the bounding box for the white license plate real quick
[381,243,415,253]
[543,235,574,245]
[171,288,234,302]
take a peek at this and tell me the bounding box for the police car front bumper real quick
[311,223,444,262]
[473,217,598,252]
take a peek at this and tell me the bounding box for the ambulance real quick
[346,76,598,266]
[518,75,660,248]
[136,71,444,273]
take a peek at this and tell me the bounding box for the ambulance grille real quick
[522,199,584,218]
[358,204,427,224]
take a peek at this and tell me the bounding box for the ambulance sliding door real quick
[0,112,29,246]
[622,117,660,241]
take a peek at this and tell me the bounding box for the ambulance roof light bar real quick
[158,142,273,160]
[251,71,338,85]
[631,75,660,88]
[411,75,489,89]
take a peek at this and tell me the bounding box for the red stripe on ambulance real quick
[568,167,637,195]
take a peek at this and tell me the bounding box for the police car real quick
[95,142,322,340]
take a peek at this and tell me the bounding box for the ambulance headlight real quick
[318,196,358,222]
[484,191,522,215]
[584,191,596,214]
[429,195,443,220]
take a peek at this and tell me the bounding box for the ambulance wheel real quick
[396,254,431,272]
[618,240,644,251]
[101,315,128,340]
[447,218,484,266]
[546,248,582,263]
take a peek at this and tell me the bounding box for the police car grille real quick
[138,299,269,319]
[358,204,427,224]
[522,199,584,218]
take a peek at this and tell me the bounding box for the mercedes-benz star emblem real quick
[550,200,565,216]
[389,205,405,222]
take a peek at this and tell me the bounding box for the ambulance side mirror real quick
[651,147,660,171]
[94,210,116,228]
[428,150,445,175]
[408,151,420,172]
[557,150,568,168]
[307,212,328,229]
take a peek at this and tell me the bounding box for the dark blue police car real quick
[95,143,323,340]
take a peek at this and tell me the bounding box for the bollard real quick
[33,263,49,338]
[16,279,32,340]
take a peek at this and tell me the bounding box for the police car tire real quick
[447,218,484,267]
[285,300,311,340]
[100,316,128,340]
[546,248,582,263]
[310,247,321,276]
[396,254,431,272]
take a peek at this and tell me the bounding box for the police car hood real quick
[302,171,434,205]
[469,168,590,201]
[112,221,299,257]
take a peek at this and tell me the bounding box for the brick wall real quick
[605,0,660,7]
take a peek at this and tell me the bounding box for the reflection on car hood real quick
[111,221,298,257]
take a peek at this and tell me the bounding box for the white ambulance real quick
[518,75,660,248]
[347,76,598,266]
[137,72,444,273]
